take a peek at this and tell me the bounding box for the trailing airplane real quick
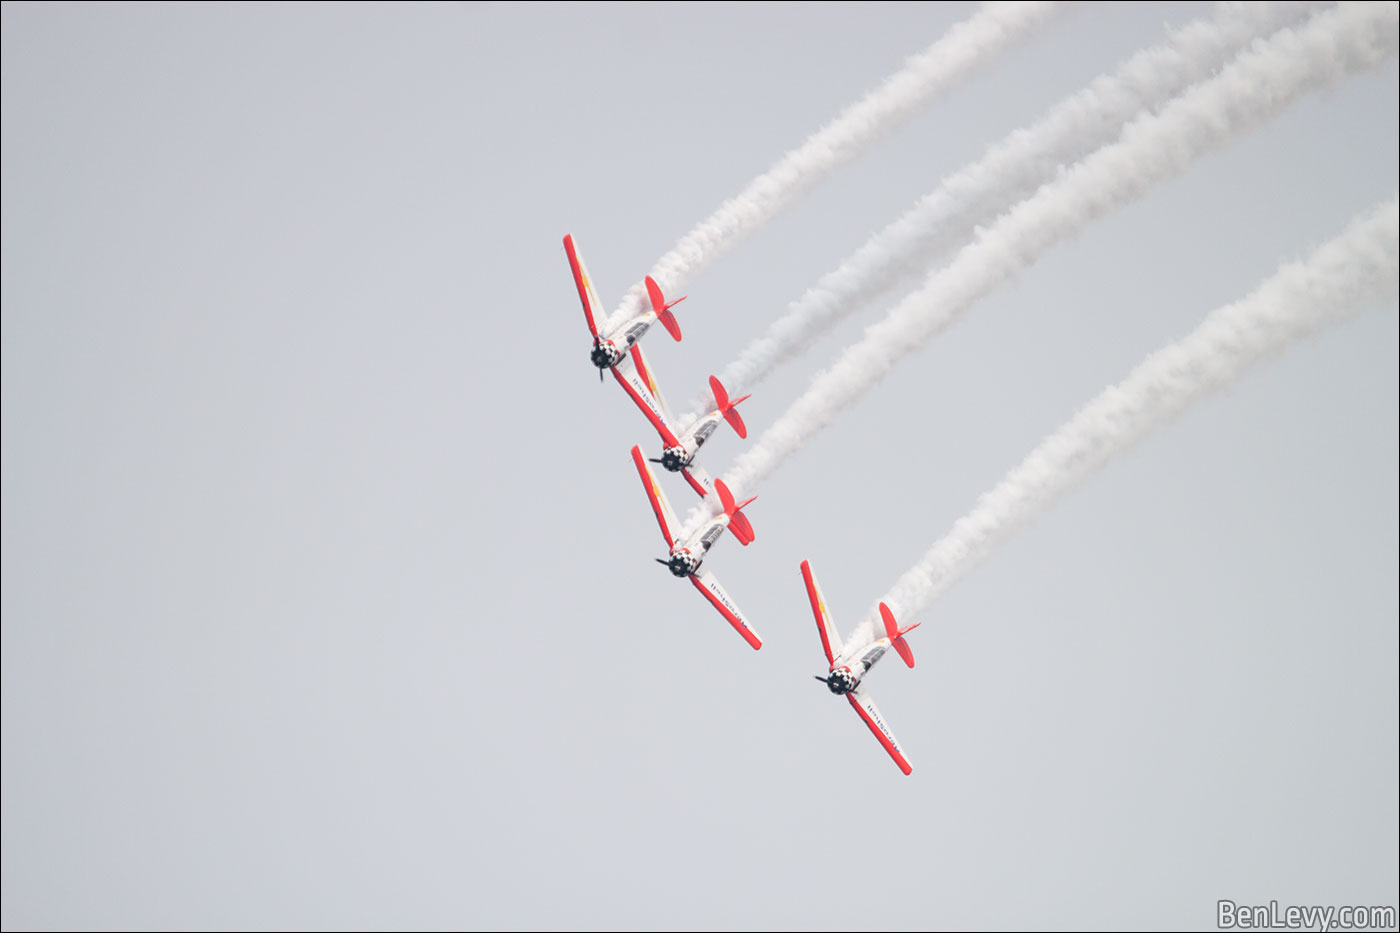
[631,445,762,650]
[563,233,684,382]
[630,363,751,497]
[802,559,921,774]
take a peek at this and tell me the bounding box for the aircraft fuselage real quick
[591,312,659,370]
[821,637,892,694]
[662,515,732,578]
[658,414,721,471]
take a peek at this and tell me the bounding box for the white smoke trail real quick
[691,1,1326,416]
[601,1,1062,334]
[725,1,1399,501]
[842,196,1398,651]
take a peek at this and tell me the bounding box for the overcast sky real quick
[3,3,1397,931]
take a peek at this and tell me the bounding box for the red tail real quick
[713,478,757,546]
[708,375,752,439]
[879,602,920,669]
[645,276,685,342]
[729,511,754,545]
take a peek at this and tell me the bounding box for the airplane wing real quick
[632,351,712,502]
[681,463,713,498]
[690,569,763,650]
[612,352,682,449]
[563,234,604,338]
[630,445,678,548]
[800,560,844,666]
[630,345,674,421]
[846,688,913,775]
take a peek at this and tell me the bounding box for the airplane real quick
[801,559,921,775]
[638,365,752,499]
[563,233,685,382]
[631,445,762,650]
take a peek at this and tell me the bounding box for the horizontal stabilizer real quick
[645,276,684,341]
[658,309,682,342]
[729,510,754,546]
[880,602,919,668]
[714,477,734,514]
[708,375,751,439]
[723,404,749,439]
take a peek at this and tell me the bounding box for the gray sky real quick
[3,3,1396,930]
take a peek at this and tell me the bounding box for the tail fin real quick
[645,276,685,342]
[713,478,756,546]
[708,375,752,439]
[879,602,920,669]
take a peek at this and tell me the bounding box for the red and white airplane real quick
[564,233,685,381]
[640,370,752,498]
[802,559,921,775]
[632,445,762,650]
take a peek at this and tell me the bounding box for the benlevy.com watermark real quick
[1218,900,1397,930]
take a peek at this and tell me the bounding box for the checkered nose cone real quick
[826,669,856,694]
[590,341,621,368]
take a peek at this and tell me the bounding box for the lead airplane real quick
[802,559,922,775]
[564,233,684,382]
[632,445,762,650]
